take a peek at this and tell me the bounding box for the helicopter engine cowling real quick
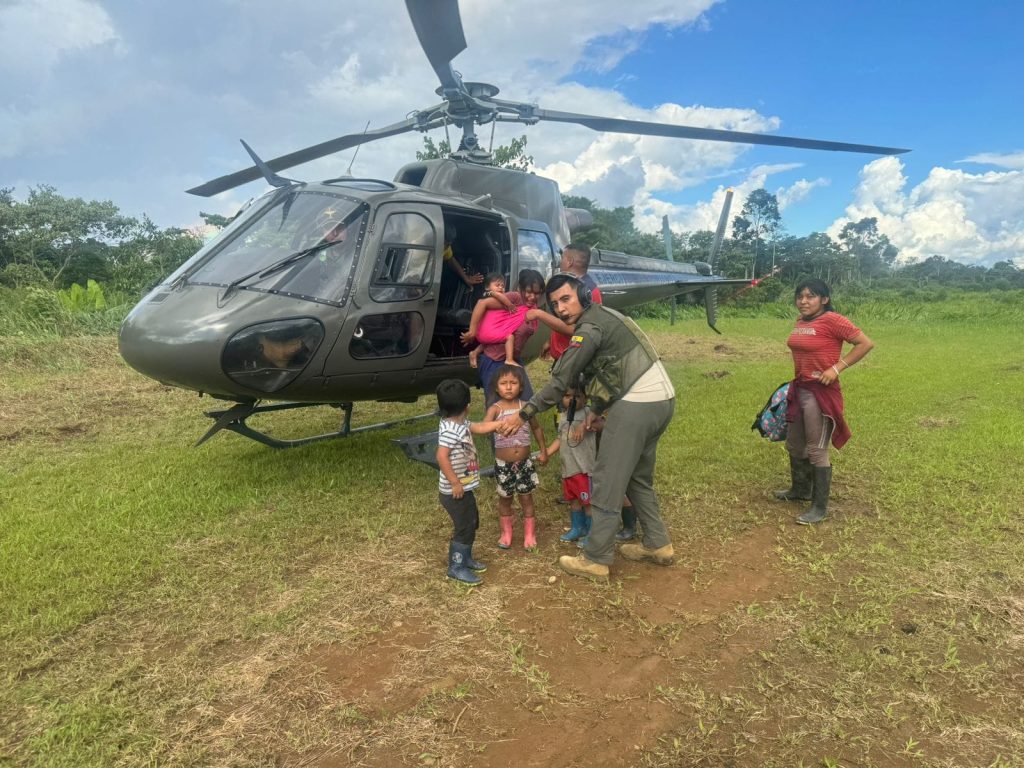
[564,207,594,233]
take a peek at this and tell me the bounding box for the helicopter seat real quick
[436,307,472,327]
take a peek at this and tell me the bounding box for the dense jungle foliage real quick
[1,181,1021,337]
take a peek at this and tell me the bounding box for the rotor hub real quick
[435,81,500,99]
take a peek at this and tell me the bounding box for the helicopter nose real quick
[119,287,238,396]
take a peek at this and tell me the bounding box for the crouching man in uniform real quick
[496,273,676,581]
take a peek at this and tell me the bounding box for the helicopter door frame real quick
[511,221,560,359]
[320,202,443,384]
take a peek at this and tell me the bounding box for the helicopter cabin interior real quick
[428,208,510,359]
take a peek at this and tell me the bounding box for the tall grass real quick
[0,286,131,338]
[645,288,1024,324]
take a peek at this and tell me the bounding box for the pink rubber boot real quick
[498,516,514,549]
[523,517,537,551]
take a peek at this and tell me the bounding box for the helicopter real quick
[118,0,908,449]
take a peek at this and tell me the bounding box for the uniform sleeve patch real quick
[569,335,584,348]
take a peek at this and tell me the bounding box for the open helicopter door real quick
[319,203,444,399]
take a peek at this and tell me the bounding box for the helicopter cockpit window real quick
[222,318,325,394]
[517,230,555,282]
[349,312,425,359]
[369,212,436,303]
[189,191,366,306]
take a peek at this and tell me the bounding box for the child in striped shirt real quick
[435,379,502,585]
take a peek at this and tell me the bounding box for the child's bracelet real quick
[831,364,841,377]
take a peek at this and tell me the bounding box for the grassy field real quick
[2,301,1023,767]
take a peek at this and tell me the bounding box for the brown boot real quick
[558,554,609,582]
[619,542,675,565]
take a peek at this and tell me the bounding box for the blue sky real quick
[592,0,1024,239]
[2,0,1022,265]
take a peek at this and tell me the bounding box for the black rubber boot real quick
[615,505,637,542]
[797,466,831,525]
[447,541,482,584]
[775,456,813,501]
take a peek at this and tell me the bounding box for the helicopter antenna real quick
[345,122,371,176]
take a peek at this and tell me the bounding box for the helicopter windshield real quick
[189,191,366,306]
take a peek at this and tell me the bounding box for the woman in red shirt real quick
[776,279,875,524]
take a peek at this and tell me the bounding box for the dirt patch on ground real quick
[918,415,961,429]
[305,618,440,717]
[276,524,789,767]
[648,331,786,366]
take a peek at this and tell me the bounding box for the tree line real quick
[0,185,203,296]
[2,180,1021,306]
[564,189,1024,296]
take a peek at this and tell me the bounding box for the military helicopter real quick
[118,0,907,448]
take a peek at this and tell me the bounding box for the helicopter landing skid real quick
[392,430,543,479]
[197,401,437,449]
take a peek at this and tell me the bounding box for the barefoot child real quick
[485,365,548,550]
[435,379,502,585]
[462,269,559,405]
[464,273,520,369]
[546,385,598,546]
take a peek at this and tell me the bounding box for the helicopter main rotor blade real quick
[533,108,910,156]
[186,116,423,197]
[404,0,467,93]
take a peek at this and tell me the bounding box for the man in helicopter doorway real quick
[496,273,677,581]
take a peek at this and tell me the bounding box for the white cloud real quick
[0,0,879,239]
[457,0,719,83]
[0,0,119,76]
[530,85,786,216]
[829,157,1024,265]
[776,177,829,209]
[956,151,1024,170]
[631,164,824,236]
[291,2,731,204]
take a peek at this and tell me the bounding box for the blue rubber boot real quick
[560,509,587,542]
[575,512,592,549]
[447,541,482,585]
[465,544,487,573]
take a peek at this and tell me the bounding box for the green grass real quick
[642,310,1024,766]
[2,301,1023,767]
